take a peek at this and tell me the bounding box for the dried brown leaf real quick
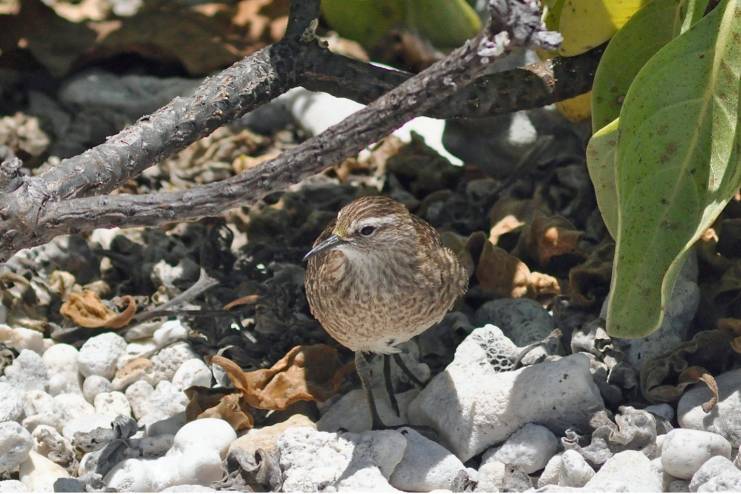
[678,366,719,413]
[568,241,614,307]
[60,291,136,329]
[185,386,254,431]
[516,213,583,266]
[476,240,531,298]
[224,294,260,310]
[212,345,352,411]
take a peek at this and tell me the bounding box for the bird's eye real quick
[359,226,376,236]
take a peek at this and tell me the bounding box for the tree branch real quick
[300,44,603,119]
[0,0,583,262]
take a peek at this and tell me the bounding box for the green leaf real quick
[606,0,740,338]
[586,118,620,238]
[592,0,687,131]
[404,0,481,49]
[320,0,404,48]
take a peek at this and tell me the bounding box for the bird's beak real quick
[303,234,346,261]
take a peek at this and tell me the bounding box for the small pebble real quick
[661,428,732,479]
[62,414,115,441]
[0,326,44,354]
[54,393,95,422]
[0,422,33,473]
[112,357,154,391]
[0,480,28,492]
[0,383,24,422]
[558,450,594,487]
[18,450,68,492]
[42,344,81,395]
[172,358,212,390]
[125,380,155,419]
[1,350,47,392]
[476,459,505,492]
[82,375,113,403]
[77,332,127,379]
[153,320,189,347]
[94,391,132,417]
[149,342,199,383]
[31,425,74,467]
[678,368,741,447]
[584,450,662,491]
[21,391,61,432]
[538,453,562,488]
[171,418,236,457]
[689,455,741,492]
[483,423,559,474]
[389,427,469,491]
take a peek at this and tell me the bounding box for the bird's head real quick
[303,195,417,262]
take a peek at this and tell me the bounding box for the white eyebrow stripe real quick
[354,216,397,229]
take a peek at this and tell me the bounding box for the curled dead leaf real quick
[641,329,735,405]
[185,386,254,431]
[476,240,531,298]
[212,345,353,411]
[475,239,561,299]
[60,291,136,329]
[568,241,614,307]
[515,213,583,266]
[678,366,719,413]
[717,318,741,353]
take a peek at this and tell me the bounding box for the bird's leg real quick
[355,351,387,430]
[383,355,401,417]
[393,353,425,388]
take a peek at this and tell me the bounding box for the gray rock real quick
[645,403,675,422]
[0,422,33,473]
[408,326,604,461]
[558,450,594,488]
[77,333,127,379]
[678,368,741,447]
[661,429,732,479]
[669,479,691,492]
[1,350,47,392]
[318,389,418,433]
[389,427,469,491]
[474,298,555,346]
[277,427,406,492]
[0,383,24,422]
[59,70,199,120]
[689,456,741,492]
[483,423,559,474]
[584,450,662,492]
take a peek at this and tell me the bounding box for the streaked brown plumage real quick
[304,195,468,354]
[303,195,468,428]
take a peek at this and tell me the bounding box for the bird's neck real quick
[339,246,414,287]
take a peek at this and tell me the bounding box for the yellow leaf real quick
[557,0,649,56]
[555,90,593,122]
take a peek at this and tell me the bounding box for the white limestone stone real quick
[0,422,33,473]
[483,423,559,474]
[661,429,732,479]
[584,450,662,492]
[77,332,127,379]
